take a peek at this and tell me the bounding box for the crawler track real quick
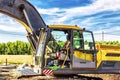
[52,74,103,80]
[17,74,103,80]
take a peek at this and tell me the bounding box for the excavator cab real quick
[35,25,97,74]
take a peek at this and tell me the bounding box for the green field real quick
[0,55,33,64]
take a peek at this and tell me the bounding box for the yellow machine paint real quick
[48,25,120,69]
[49,25,82,30]
[96,44,120,68]
[74,50,93,61]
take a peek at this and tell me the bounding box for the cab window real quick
[73,30,95,50]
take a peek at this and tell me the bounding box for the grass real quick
[0,55,33,64]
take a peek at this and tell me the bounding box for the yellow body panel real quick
[96,44,120,68]
[74,50,93,61]
[48,25,83,30]
[96,44,120,51]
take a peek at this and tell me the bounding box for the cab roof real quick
[48,25,83,30]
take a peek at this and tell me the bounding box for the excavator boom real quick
[0,0,46,51]
[0,0,46,34]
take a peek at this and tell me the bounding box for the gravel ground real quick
[8,74,120,80]
[1,64,119,80]
[83,74,120,80]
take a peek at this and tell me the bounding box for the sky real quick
[0,0,120,42]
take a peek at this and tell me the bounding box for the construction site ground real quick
[0,64,120,80]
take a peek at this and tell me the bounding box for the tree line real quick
[0,41,32,55]
[0,40,120,55]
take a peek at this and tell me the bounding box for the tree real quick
[0,41,33,55]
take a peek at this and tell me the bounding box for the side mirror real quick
[89,42,94,50]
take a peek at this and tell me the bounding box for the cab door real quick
[72,30,96,69]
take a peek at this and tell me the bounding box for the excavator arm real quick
[0,0,46,51]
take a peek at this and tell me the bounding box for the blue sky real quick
[0,0,120,42]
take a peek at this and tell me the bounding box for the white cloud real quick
[0,0,120,42]
[0,14,26,33]
[0,14,27,42]
[93,26,120,42]
[38,0,120,22]
[0,24,26,33]
[38,8,60,15]
[0,34,28,43]
[94,26,120,33]
[70,0,120,15]
[37,0,120,42]
[104,34,120,42]
[95,0,120,11]
[94,34,120,42]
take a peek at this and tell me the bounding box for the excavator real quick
[0,0,120,79]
